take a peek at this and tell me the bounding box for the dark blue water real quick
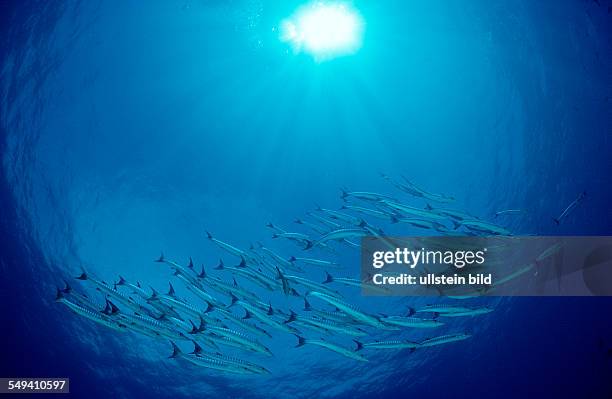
[1,1,611,398]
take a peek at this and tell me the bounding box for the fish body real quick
[354,339,420,351]
[306,291,386,328]
[419,333,471,347]
[554,191,586,225]
[295,335,368,362]
[381,316,444,328]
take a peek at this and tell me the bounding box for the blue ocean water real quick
[1,1,611,398]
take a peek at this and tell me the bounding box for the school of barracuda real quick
[56,174,577,375]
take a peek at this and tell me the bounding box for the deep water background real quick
[1,1,611,398]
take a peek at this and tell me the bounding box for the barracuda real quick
[419,333,472,347]
[340,189,396,203]
[379,200,447,222]
[294,218,329,235]
[285,311,367,337]
[295,335,368,362]
[411,304,475,315]
[289,256,341,269]
[206,231,252,261]
[155,254,198,282]
[340,204,399,222]
[169,341,258,375]
[56,289,126,332]
[103,300,189,341]
[316,205,362,226]
[307,211,342,229]
[321,272,390,295]
[148,283,208,320]
[196,265,263,303]
[215,258,279,291]
[437,307,494,317]
[204,301,272,338]
[280,273,341,298]
[380,316,444,328]
[453,219,512,236]
[353,339,420,351]
[189,317,272,356]
[306,291,387,329]
[229,294,298,335]
[76,271,149,315]
[304,227,369,250]
[190,341,270,374]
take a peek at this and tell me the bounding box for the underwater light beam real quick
[280,1,364,61]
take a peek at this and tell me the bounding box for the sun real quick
[280,1,364,61]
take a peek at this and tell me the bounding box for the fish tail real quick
[553,218,560,225]
[229,293,239,307]
[236,257,247,268]
[288,256,296,263]
[55,288,64,301]
[294,335,306,347]
[303,241,313,250]
[294,219,303,224]
[116,276,127,286]
[407,307,416,317]
[205,231,213,240]
[214,259,224,270]
[322,272,333,284]
[353,340,364,351]
[188,257,194,269]
[303,298,312,311]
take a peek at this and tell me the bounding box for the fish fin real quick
[190,340,203,355]
[62,280,72,293]
[303,298,312,311]
[229,293,239,307]
[106,300,120,315]
[294,335,306,347]
[169,341,181,358]
[167,282,176,297]
[203,300,215,313]
[155,252,165,263]
[75,271,88,280]
[322,272,333,284]
[284,310,297,324]
[198,315,206,332]
[214,259,224,270]
[353,340,364,351]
